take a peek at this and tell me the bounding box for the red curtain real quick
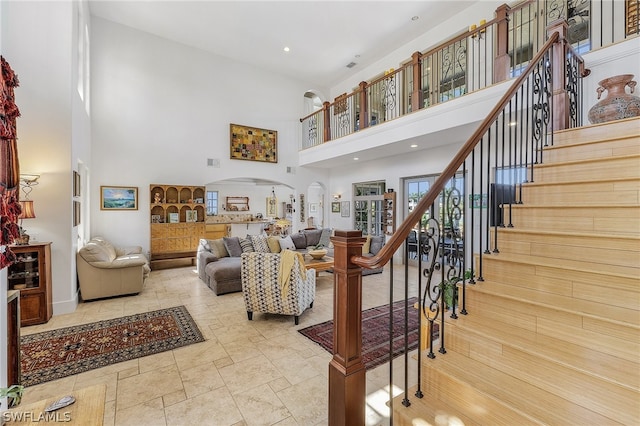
[0,56,22,267]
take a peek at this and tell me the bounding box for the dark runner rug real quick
[298,297,438,370]
[20,305,204,387]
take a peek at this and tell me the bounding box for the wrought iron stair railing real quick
[328,17,590,425]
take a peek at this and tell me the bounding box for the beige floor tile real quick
[218,354,283,395]
[233,383,292,426]
[114,397,166,426]
[172,339,228,371]
[164,387,243,426]
[115,364,183,411]
[138,350,176,374]
[179,361,225,398]
[17,264,416,426]
[276,374,327,425]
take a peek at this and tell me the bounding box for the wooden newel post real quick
[328,230,366,426]
[323,101,331,142]
[547,19,570,131]
[358,81,369,130]
[411,51,423,112]
[494,3,511,83]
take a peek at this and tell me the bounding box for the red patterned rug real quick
[298,297,438,370]
[20,306,204,387]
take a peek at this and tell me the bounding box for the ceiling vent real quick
[346,62,357,69]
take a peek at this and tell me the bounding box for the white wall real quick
[90,18,330,251]
[2,0,87,317]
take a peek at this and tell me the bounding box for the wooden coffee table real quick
[304,255,334,275]
[5,384,106,425]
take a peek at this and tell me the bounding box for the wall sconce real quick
[332,194,341,201]
[17,174,40,244]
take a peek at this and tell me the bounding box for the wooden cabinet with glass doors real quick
[7,242,52,326]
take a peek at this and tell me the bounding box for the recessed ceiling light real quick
[283,47,290,52]
[353,157,359,160]
[355,54,361,58]
[412,16,419,21]
[410,144,418,148]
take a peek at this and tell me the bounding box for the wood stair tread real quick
[421,349,634,425]
[467,276,640,328]
[535,153,639,168]
[391,387,486,426]
[480,250,639,280]
[522,176,640,187]
[445,304,640,390]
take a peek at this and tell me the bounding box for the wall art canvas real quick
[230,123,277,163]
[100,186,138,210]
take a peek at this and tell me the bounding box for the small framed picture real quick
[73,201,81,226]
[100,186,138,210]
[73,171,81,197]
[168,213,179,223]
[186,210,198,222]
[341,201,350,217]
[331,202,340,213]
[151,214,162,223]
[309,203,318,214]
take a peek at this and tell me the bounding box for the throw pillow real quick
[291,233,307,249]
[239,237,254,253]
[211,238,229,258]
[250,235,270,253]
[223,237,243,257]
[279,235,296,251]
[304,229,322,247]
[267,236,282,253]
[369,235,384,255]
[362,235,372,255]
[319,228,331,248]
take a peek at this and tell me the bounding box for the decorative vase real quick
[588,74,640,124]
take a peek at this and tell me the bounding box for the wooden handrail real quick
[351,31,562,271]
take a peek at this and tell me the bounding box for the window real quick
[206,191,218,215]
[495,165,528,185]
[353,181,386,236]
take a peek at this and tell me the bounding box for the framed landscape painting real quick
[100,186,138,210]
[230,123,277,163]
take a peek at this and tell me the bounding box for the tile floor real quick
[19,265,420,425]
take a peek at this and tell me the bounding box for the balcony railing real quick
[300,0,638,151]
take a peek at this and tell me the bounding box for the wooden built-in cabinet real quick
[8,242,53,326]
[205,223,230,240]
[150,184,206,269]
[383,191,396,236]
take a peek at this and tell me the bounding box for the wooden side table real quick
[5,384,106,425]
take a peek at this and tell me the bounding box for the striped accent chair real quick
[241,252,315,325]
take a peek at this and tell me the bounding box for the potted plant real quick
[0,385,24,408]
[439,270,472,309]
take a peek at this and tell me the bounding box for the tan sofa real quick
[77,237,150,301]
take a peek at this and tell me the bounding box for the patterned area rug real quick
[21,306,204,387]
[299,297,437,370]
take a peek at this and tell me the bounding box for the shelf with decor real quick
[224,196,249,212]
[150,184,207,269]
[383,191,396,236]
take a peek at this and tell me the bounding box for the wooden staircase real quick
[393,117,640,425]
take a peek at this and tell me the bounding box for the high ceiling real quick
[88,0,477,88]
